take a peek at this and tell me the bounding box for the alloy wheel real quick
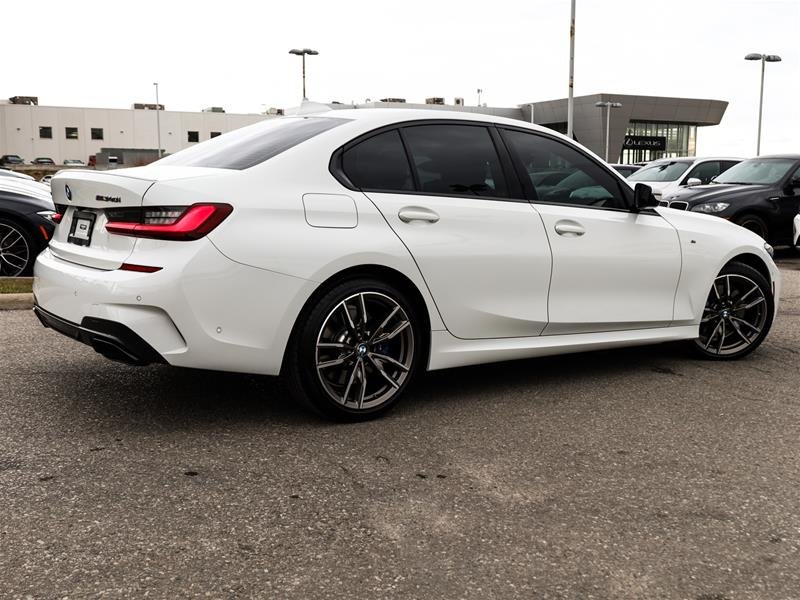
[0,223,30,276]
[315,291,415,410]
[696,273,768,356]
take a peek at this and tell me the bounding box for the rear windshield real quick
[156,116,348,170]
[628,161,692,182]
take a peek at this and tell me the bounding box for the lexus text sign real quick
[623,135,667,151]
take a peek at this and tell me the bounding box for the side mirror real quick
[686,177,702,187]
[633,183,658,210]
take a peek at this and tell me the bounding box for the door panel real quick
[537,204,682,335]
[364,192,552,339]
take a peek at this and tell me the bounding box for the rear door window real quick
[401,124,508,198]
[342,130,413,191]
[157,117,348,170]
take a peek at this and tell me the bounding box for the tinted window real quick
[91,128,104,140]
[65,127,78,140]
[187,131,199,143]
[39,126,52,139]
[158,117,347,170]
[685,161,721,184]
[402,125,507,198]
[342,130,413,191]
[503,129,627,209]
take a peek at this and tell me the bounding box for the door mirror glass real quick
[686,177,702,187]
[634,183,658,210]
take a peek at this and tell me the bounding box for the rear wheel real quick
[284,278,423,421]
[734,214,769,241]
[690,261,773,360]
[0,218,34,276]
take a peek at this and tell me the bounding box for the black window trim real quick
[497,125,639,214]
[329,118,527,204]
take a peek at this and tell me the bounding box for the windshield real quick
[713,158,797,185]
[628,161,692,182]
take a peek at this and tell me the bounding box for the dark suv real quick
[659,155,800,245]
[0,154,24,166]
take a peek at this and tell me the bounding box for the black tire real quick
[688,261,774,360]
[0,217,35,276]
[284,278,424,421]
[734,214,769,241]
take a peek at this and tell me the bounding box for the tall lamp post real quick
[153,82,162,158]
[745,53,781,156]
[594,100,623,162]
[477,88,483,106]
[567,0,576,139]
[289,48,319,101]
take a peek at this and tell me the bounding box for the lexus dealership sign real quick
[623,135,667,151]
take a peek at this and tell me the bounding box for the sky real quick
[4,0,798,156]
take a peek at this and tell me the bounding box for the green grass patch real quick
[0,278,33,294]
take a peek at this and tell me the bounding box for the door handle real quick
[554,221,585,237]
[398,206,440,224]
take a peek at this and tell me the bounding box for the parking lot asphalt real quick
[1,255,800,600]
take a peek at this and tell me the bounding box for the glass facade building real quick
[621,122,697,164]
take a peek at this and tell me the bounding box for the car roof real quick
[750,154,800,160]
[308,107,553,133]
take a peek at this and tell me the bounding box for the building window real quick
[210,131,221,138]
[65,127,79,140]
[187,131,199,143]
[621,121,696,164]
[91,128,104,140]
[39,126,52,139]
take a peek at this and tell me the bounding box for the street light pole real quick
[594,100,623,162]
[153,82,162,158]
[477,88,482,106]
[745,53,782,156]
[567,0,576,139]
[289,48,319,101]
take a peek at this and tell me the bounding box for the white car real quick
[627,157,743,200]
[33,109,779,420]
[0,168,35,181]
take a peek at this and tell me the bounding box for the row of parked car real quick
[0,155,87,167]
[609,154,800,247]
[1,152,800,277]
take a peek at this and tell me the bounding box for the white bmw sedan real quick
[34,109,780,420]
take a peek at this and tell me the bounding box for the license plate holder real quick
[67,210,97,247]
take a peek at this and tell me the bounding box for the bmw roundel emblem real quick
[65,184,72,201]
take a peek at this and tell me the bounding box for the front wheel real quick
[284,278,423,421]
[689,261,774,360]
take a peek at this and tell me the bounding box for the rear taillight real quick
[105,203,232,241]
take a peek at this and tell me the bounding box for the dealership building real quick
[0,93,727,166]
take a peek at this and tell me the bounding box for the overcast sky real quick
[5,0,798,156]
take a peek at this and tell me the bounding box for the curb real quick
[0,293,34,311]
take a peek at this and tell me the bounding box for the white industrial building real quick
[0,99,273,164]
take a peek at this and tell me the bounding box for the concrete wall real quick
[0,104,272,164]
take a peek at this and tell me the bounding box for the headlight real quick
[764,242,774,257]
[691,202,730,213]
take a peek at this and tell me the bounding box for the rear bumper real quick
[33,240,315,375]
[34,304,165,365]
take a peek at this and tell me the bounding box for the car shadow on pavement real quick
[59,340,689,430]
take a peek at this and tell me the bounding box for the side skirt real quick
[427,325,699,371]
